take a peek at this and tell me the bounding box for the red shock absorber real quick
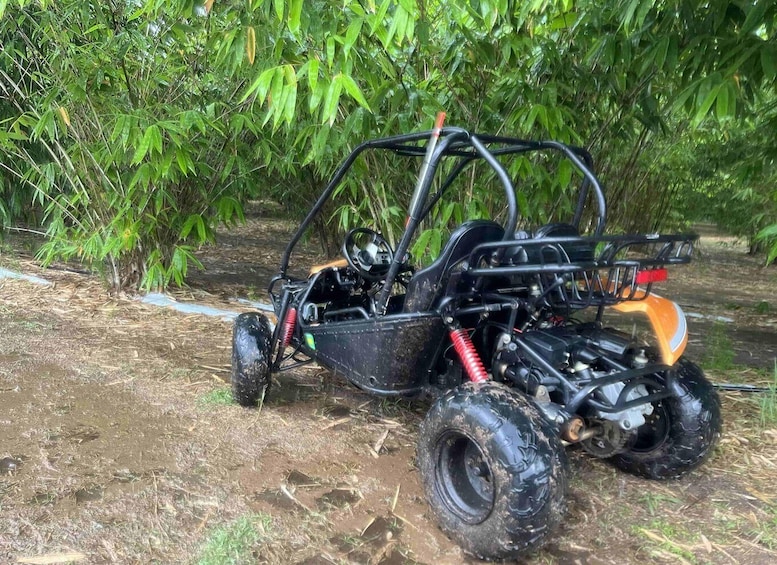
[281,307,297,348]
[449,328,489,383]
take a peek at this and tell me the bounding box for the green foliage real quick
[0,1,261,289]
[673,104,777,259]
[1,0,776,287]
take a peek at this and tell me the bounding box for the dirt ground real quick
[2,214,777,565]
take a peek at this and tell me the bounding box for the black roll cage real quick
[276,127,608,314]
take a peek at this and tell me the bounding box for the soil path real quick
[1,218,777,564]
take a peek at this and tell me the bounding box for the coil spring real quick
[282,307,297,348]
[449,328,488,383]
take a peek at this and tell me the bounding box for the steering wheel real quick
[342,227,395,281]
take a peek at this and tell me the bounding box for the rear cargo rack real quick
[467,233,695,308]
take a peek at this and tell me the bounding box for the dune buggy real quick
[231,124,721,561]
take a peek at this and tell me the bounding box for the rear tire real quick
[231,312,273,407]
[611,357,721,479]
[417,381,567,561]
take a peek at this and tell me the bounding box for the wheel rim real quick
[631,400,670,452]
[435,431,495,524]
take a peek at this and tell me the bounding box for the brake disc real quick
[581,421,633,458]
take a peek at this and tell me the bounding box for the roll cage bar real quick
[276,127,608,314]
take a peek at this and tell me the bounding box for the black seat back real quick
[532,222,594,263]
[403,220,504,312]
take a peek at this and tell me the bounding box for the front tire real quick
[231,312,273,407]
[611,357,721,479]
[417,382,568,561]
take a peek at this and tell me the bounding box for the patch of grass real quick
[635,520,697,563]
[712,504,742,534]
[755,300,771,315]
[713,500,777,552]
[702,321,735,371]
[638,491,682,516]
[159,368,190,382]
[371,396,420,419]
[196,514,271,565]
[750,509,777,550]
[0,242,21,269]
[197,387,235,407]
[759,362,777,428]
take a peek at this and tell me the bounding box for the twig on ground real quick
[321,417,351,430]
[198,364,230,373]
[391,484,400,512]
[279,483,317,516]
[389,511,419,532]
[17,552,87,564]
[371,428,390,458]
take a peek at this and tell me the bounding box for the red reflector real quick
[635,268,667,285]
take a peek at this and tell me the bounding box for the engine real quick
[494,324,656,455]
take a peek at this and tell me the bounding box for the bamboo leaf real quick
[283,65,297,125]
[715,82,730,119]
[145,124,162,155]
[289,0,302,35]
[175,148,193,175]
[242,66,278,103]
[245,26,256,65]
[693,83,722,126]
[762,47,776,79]
[343,18,362,60]
[429,229,443,260]
[129,163,152,189]
[340,74,371,110]
[308,58,319,93]
[322,75,343,125]
[654,36,669,69]
[370,0,391,33]
[309,79,325,114]
[742,0,769,35]
[410,229,433,261]
[621,0,640,32]
[441,202,455,225]
[131,130,151,164]
[557,159,573,188]
[268,66,284,110]
[110,115,127,143]
[326,36,336,69]
[180,214,204,240]
[57,106,71,127]
[274,0,284,22]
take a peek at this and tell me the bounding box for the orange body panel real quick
[309,258,348,276]
[612,293,688,366]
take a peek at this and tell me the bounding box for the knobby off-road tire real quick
[231,312,273,407]
[417,381,568,561]
[611,357,721,479]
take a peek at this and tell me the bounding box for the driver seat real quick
[403,220,504,312]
